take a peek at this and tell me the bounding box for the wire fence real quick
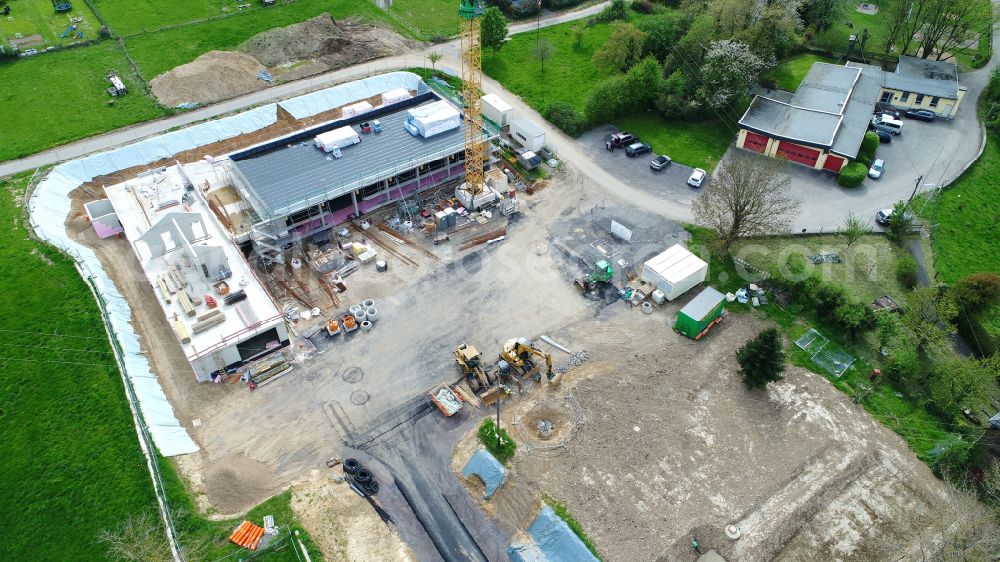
[210,526,304,562]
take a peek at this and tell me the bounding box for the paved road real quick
[0,2,609,177]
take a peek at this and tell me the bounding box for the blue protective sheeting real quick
[508,506,600,562]
[461,449,506,499]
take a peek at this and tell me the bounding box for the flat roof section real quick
[790,63,860,114]
[739,97,842,148]
[830,64,883,159]
[232,101,468,216]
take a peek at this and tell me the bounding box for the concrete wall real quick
[879,86,962,118]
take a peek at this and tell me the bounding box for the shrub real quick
[837,162,867,188]
[896,254,919,288]
[955,272,1000,312]
[478,418,516,464]
[544,102,588,137]
[591,0,628,24]
[955,312,998,358]
[833,301,875,335]
[883,347,919,383]
[809,281,848,318]
[631,0,656,13]
[736,328,786,390]
[857,131,879,162]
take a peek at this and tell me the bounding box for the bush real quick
[837,162,867,188]
[591,0,628,24]
[896,254,919,288]
[631,0,656,13]
[585,56,662,123]
[833,301,875,335]
[478,418,516,464]
[857,131,879,161]
[544,102,588,137]
[736,328,786,389]
[883,347,919,383]
[955,312,999,358]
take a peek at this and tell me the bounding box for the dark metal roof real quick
[830,65,883,159]
[679,286,725,321]
[739,97,842,148]
[231,99,476,216]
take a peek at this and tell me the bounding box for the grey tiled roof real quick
[739,97,842,147]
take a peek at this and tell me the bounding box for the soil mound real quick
[239,13,418,69]
[150,50,267,107]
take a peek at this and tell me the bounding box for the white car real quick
[868,159,885,179]
[687,168,706,188]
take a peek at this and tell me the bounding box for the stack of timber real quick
[193,308,226,334]
[250,355,291,386]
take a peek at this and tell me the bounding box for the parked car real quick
[871,115,903,135]
[875,206,914,225]
[626,142,652,157]
[868,158,885,179]
[607,132,637,147]
[904,109,936,122]
[874,129,892,143]
[650,155,672,170]
[875,104,901,119]
[687,168,707,188]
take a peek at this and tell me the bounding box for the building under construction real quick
[215,74,499,264]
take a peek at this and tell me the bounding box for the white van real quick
[872,116,903,135]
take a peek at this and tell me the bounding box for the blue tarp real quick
[461,449,506,499]
[508,506,600,562]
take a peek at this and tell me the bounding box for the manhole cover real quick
[350,390,370,405]
[342,367,364,384]
[534,241,549,255]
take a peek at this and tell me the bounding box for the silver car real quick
[868,159,885,179]
[687,168,706,187]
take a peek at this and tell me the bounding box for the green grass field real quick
[0,42,168,162]
[0,0,102,48]
[616,113,734,171]
[388,0,456,38]
[123,0,392,79]
[0,172,168,560]
[762,53,838,91]
[483,18,617,112]
[809,9,889,56]
[93,0,232,36]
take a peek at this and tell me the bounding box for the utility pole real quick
[495,371,502,448]
[908,175,923,204]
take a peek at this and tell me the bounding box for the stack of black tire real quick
[343,458,393,525]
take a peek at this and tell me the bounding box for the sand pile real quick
[150,50,267,107]
[240,13,418,71]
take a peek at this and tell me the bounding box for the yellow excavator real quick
[499,338,553,383]
[455,343,508,405]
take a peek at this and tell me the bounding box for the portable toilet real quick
[674,286,726,340]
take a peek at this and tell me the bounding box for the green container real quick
[674,287,725,340]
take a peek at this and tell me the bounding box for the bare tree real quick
[839,212,870,248]
[98,511,173,562]
[532,39,554,72]
[691,154,800,254]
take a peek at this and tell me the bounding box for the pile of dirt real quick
[150,50,267,107]
[239,13,419,70]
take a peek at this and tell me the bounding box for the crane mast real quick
[459,0,484,197]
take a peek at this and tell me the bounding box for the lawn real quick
[93,0,234,36]
[762,53,838,91]
[0,42,168,162]
[809,8,889,57]
[483,18,617,112]
[0,172,168,560]
[388,0,457,38]
[615,112,734,171]
[0,0,102,48]
[123,0,393,79]
[688,226,963,465]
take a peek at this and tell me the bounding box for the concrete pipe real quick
[361,320,373,332]
[362,298,375,308]
[354,309,367,323]
[641,302,654,314]
[366,307,378,322]
[349,304,362,315]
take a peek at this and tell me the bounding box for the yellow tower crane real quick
[458,0,485,198]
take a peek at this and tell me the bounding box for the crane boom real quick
[459,0,484,197]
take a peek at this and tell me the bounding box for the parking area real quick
[577,125,707,204]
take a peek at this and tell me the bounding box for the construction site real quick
[32,3,966,561]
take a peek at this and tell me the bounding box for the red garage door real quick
[742,131,768,153]
[776,141,820,167]
[823,155,845,173]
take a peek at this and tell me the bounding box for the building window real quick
[900,91,910,102]
[880,91,893,103]
[915,94,925,104]
[930,96,939,107]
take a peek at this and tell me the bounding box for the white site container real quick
[381,88,412,106]
[641,244,708,301]
[404,101,461,138]
[342,101,373,118]
[314,126,360,152]
[482,93,512,127]
[509,118,545,152]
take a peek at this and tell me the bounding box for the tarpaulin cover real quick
[405,100,461,138]
[508,506,600,562]
[315,126,361,152]
[279,71,429,120]
[461,449,506,499]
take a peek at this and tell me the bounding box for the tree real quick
[698,40,771,110]
[585,56,663,123]
[839,212,869,248]
[902,286,957,354]
[426,52,442,72]
[736,328,786,390]
[955,272,1000,312]
[885,201,913,243]
[691,154,801,254]
[592,0,628,24]
[927,356,999,416]
[637,12,686,61]
[533,39,554,72]
[799,0,844,32]
[913,0,996,61]
[98,511,174,562]
[480,6,509,60]
[592,22,646,74]
[881,0,911,58]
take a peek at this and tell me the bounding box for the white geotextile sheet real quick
[26,104,280,457]
[279,71,429,119]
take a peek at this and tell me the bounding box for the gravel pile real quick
[150,51,267,107]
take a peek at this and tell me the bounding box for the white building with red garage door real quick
[737,63,883,173]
